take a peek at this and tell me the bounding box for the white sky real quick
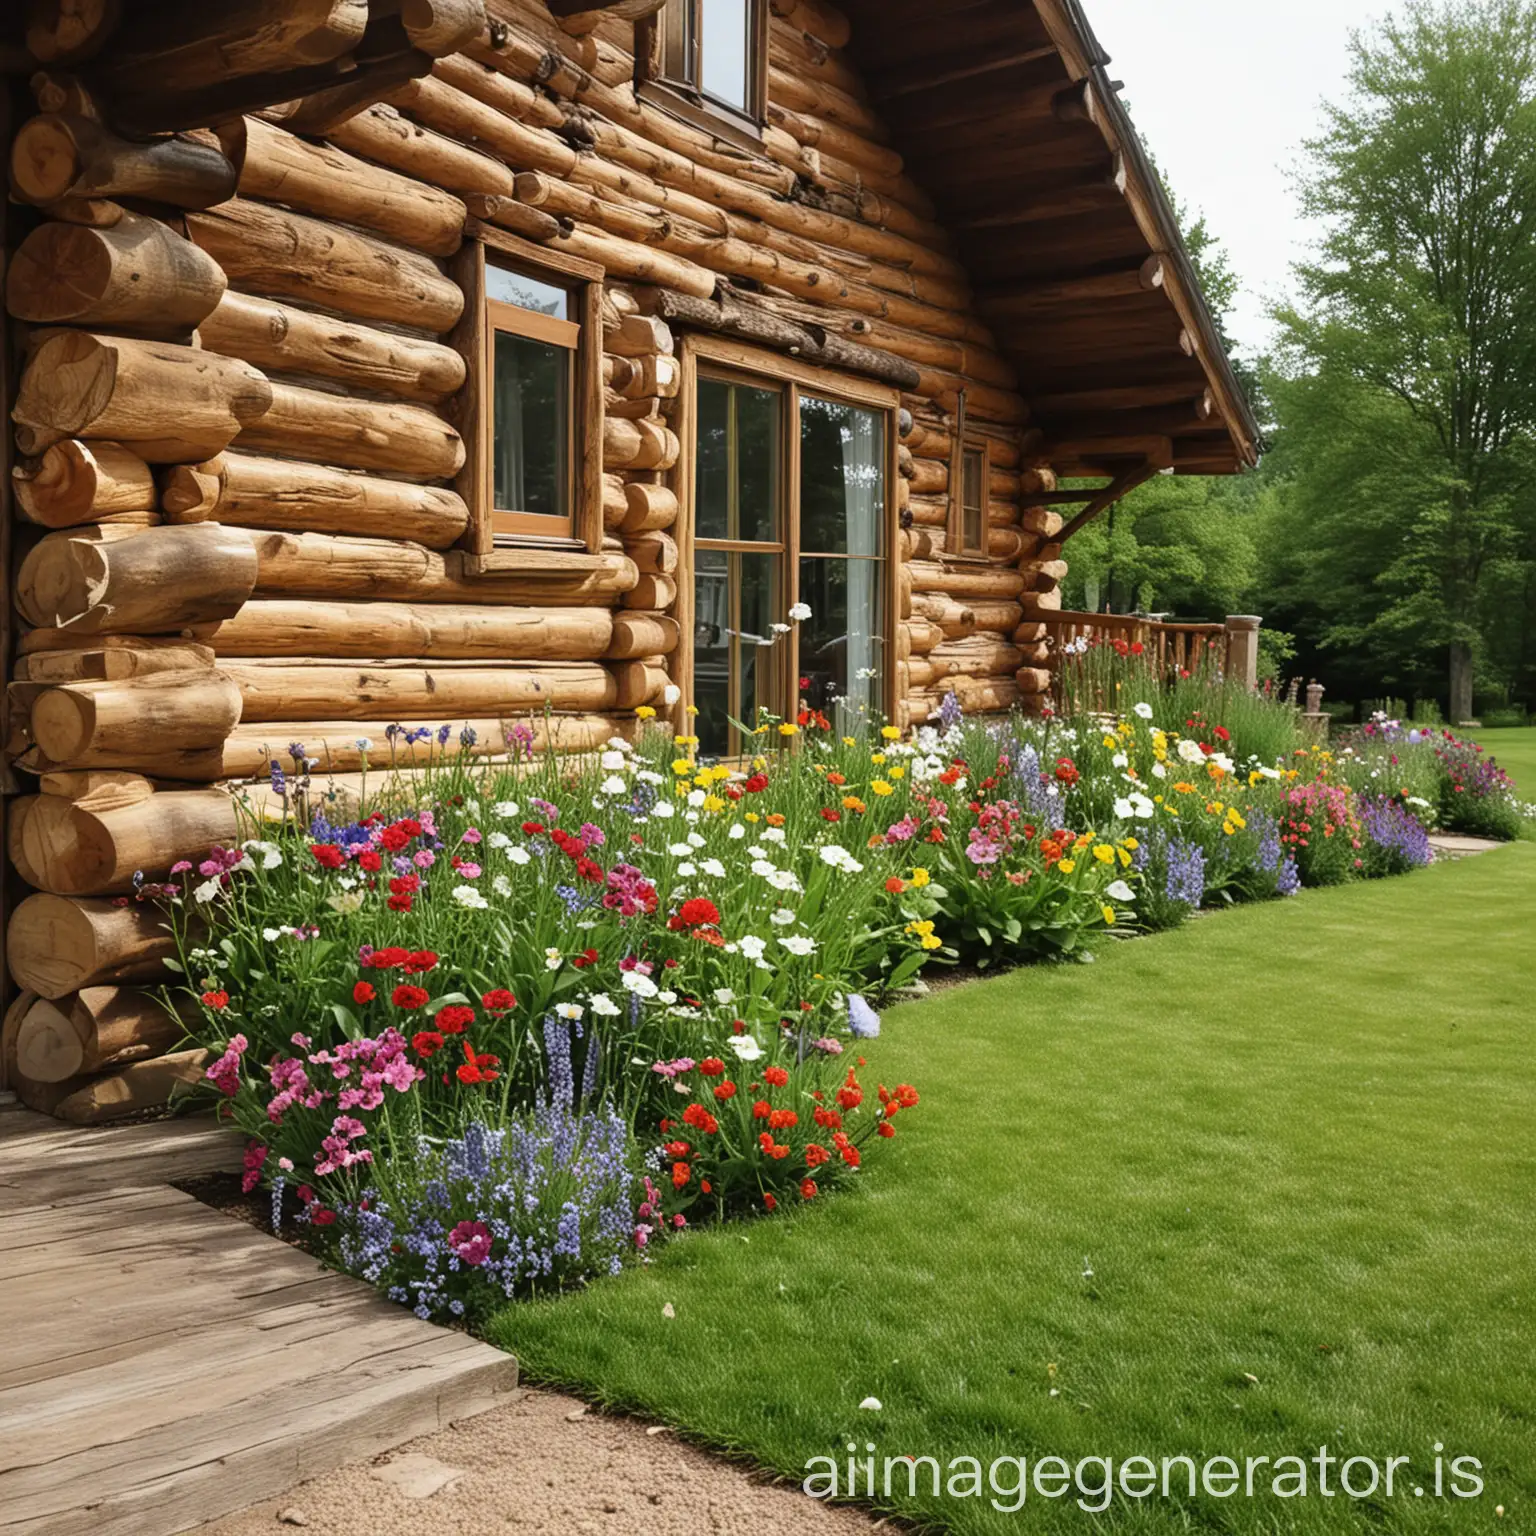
[1082,0,1390,357]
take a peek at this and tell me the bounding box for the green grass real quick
[488,850,1536,1533]
[1471,726,1536,800]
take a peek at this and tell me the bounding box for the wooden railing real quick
[1042,611,1262,695]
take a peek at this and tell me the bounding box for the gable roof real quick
[837,0,1260,477]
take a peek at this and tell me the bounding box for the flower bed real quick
[156,671,1522,1321]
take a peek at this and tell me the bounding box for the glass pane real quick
[694,548,781,757]
[799,395,885,556]
[700,0,750,110]
[486,264,568,318]
[799,557,884,721]
[696,376,780,543]
[493,332,568,517]
[962,446,986,552]
[663,0,692,79]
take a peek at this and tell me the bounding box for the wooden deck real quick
[0,1105,520,1536]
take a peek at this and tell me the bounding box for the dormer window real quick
[639,0,768,144]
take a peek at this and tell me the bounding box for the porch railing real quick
[1041,611,1262,697]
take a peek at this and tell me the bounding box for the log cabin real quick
[0,0,1258,1120]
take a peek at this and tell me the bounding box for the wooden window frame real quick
[948,388,992,562]
[450,225,606,570]
[636,0,769,151]
[674,336,901,751]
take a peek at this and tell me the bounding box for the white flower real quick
[653,800,676,819]
[600,750,627,771]
[818,845,845,867]
[262,927,282,942]
[761,826,786,844]
[686,789,706,808]
[242,839,284,870]
[657,989,678,1005]
[545,947,563,970]
[788,602,812,621]
[770,907,796,926]
[193,878,221,905]
[663,683,682,706]
[1151,761,1168,780]
[700,858,726,877]
[727,823,746,840]
[677,862,697,877]
[493,800,520,818]
[600,775,627,796]
[1106,880,1135,902]
[508,845,531,866]
[750,859,777,877]
[859,1397,883,1412]
[779,935,816,956]
[713,987,736,1004]
[669,842,692,857]
[739,935,767,960]
[1133,702,1154,720]
[687,832,706,848]
[555,1002,584,1021]
[1111,753,1128,769]
[326,890,365,914]
[492,874,512,897]
[1128,792,1155,819]
[747,844,768,858]
[636,768,666,786]
[1113,797,1135,820]
[487,830,512,850]
[453,884,489,909]
[1210,752,1236,774]
[727,1035,764,1062]
[1177,738,1206,765]
[771,622,791,635]
[622,970,659,997]
[768,870,803,891]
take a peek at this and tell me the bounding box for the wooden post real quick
[1224,614,1261,691]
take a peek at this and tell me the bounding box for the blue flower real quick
[848,995,881,1039]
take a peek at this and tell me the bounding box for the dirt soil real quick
[200,1385,881,1536]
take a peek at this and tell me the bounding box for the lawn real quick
[490,845,1536,1534]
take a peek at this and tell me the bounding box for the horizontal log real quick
[235,381,465,480]
[28,670,243,772]
[13,332,272,461]
[15,986,189,1083]
[1014,667,1053,694]
[12,441,156,529]
[11,790,241,896]
[220,711,630,777]
[902,617,944,655]
[622,573,676,610]
[16,524,260,634]
[619,481,678,532]
[605,312,675,358]
[389,72,579,177]
[910,594,976,639]
[1023,508,1066,537]
[207,599,614,659]
[928,639,1026,678]
[625,528,678,575]
[14,642,215,683]
[6,894,181,1000]
[198,292,465,403]
[907,560,1025,599]
[605,612,680,659]
[185,199,464,333]
[909,675,1022,716]
[223,658,620,720]
[217,115,466,257]
[162,451,469,547]
[246,529,637,605]
[326,100,520,201]
[966,601,1026,634]
[6,214,227,335]
[9,112,237,208]
[603,416,679,471]
[53,1050,210,1124]
[1014,620,1049,646]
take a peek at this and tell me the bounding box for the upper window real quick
[691,366,889,757]
[487,262,577,541]
[639,0,768,141]
[952,438,990,560]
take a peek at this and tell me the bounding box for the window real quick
[451,228,605,562]
[685,351,892,758]
[948,389,990,560]
[638,0,768,142]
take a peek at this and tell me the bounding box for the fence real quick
[1041,611,1261,699]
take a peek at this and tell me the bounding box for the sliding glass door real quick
[692,365,889,757]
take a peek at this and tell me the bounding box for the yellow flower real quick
[1118,847,1132,867]
[753,755,768,771]
[910,867,930,888]
[745,811,760,823]
[921,933,943,951]
[905,919,935,936]
[1227,810,1247,831]
[1093,845,1115,864]
[842,735,856,747]
[1120,837,1140,851]
[842,795,867,814]
[636,705,656,720]
[1103,735,1119,749]
[1101,905,1117,925]
[702,794,726,813]
[671,759,693,776]
[1058,858,1077,874]
[779,722,798,737]
[881,725,901,741]
[686,704,699,716]
[871,752,887,766]
[889,765,906,781]
[872,780,894,797]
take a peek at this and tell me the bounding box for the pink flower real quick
[461,827,483,845]
[412,848,436,868]
[170,860,194,875]
[240,1141,268,1193]
[204,1034,248,1096]
[455,861,482,879]
[448,1219,493,1267]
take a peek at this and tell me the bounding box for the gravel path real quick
[202,1386,880,1536]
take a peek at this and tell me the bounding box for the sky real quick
[1082,0,1391,357]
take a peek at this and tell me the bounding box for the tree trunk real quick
[1448,640,1475,726]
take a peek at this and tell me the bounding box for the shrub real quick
[1357,796,1435,877]
[1279,781,1363,885]
[1435,736,1524,840]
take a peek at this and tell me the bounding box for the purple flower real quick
[848,996,881,1039]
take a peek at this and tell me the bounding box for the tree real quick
[1272,0,1536,720]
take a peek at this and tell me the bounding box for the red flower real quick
[389,874,421,897]
[310,844,344,869]
[763,1192,778,1211]
[391,984,430,1010]
[352,981,376,1005]
[1054,757,1080,787]
[768,1108,798,1130]
[664,1140,691,1158]
[877,1122,895,1138]
[387,893,413,914]
[358,849,382,872]
[309,1207,337,1227]
[379,825,410,853]
[894,1083,920,1108]
[371,947,409,969]
[404,950,439,974]
[671,1161,691,1189]
[840,1143,861,1168]
[813,1106,843,1130]
[885,877,905,894]
[699,1057,725,1077]
[836,1078,863,1111]
[804,1142,830,1168]
[457,1042,501,1085]
[743,773,768,794]
[682,1103,718,1135]
[799,1179,818,1200]
[412,1030,445,1058]
[713,1081,738,1102]
[678,897,721,929]
[521,821,545,835]
[752,1099,772,1121]
[481,989,516,1014]
[763,1065,789,1088]
[700,1180,713,1195]
[435,1004,475,1034]
[1213,725,1231,742]
[201,989,229,1010]
[571,947,600,969]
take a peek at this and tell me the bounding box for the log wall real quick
[3,0,1065,1118]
